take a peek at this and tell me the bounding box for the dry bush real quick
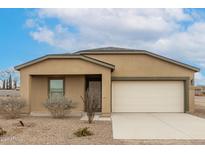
[81,89,98,124]
[74,127,93,137]
[0,127,7,136]
[43,96,75,118]
[0,96,26,119]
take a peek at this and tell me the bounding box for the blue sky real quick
[1,8,205,85]
[0,9,63,70]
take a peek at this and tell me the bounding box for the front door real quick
[85,75,102,112]
[88,81,101,112]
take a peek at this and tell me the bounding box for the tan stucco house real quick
[15,47,200,116]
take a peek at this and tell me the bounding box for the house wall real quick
[19,58,111,115]
[65,76,85,112]
[19,54,197,115]
[30,75,85,113]
[30,76,48,112]
[86,54,196,112]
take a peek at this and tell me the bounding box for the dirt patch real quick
[1,115,205,145]
[1,97,205,144]
[12,120,36,128]
[0,116,124,145]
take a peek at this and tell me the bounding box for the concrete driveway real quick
[112,113,205,139]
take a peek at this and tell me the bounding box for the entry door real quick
[88,81,102,112]
[112,81,184,112]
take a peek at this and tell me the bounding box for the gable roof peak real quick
[74,46,199,72]
[88,47,134,51]
[74,46,146,54]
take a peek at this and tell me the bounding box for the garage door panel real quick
[112,81,184,112]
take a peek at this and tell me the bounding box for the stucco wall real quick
[30,76,48,112]
[87,54,195,77]
[20,73,31,113]
[30,75,85,113]
[19,58,111,115]
[86,54,196,112]
[19,58,111,75]
[65,76,85,112]
[19,54,197,114]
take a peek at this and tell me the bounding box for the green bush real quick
[74,127,93,137]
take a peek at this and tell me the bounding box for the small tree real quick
[6,79,9,89]
[0,96,26,119]
[2,80,5,89]
[13,80,17,89]
[5,80,7,89]
[8,75,12,89]
[0,67,20,90]
[81,88,98,124]
[43,96,74,118]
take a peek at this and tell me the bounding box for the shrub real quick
[43,96,74,118]
[74,127,93,137]
[81,89,98,124]
[0,127,7,136]
[0,97,26,119]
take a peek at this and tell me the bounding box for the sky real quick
[1,8,205,85]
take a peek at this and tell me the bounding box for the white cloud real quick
[28,9,193,50]
[25,19,36,28]
[26,9,205,85]
[37,9,187,39]
[30,27,55,45]
[149,22,205,66]
[165,9,191,21]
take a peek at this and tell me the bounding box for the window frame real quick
[48,77,65,98]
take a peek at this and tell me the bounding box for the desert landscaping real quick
[1,110,205,145]
[2,115,205,145]
[0,90,123,145]
[1,90,205,144]
[0,116,123,145]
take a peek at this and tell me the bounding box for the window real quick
[49,79,64,98]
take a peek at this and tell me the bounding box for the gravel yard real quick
[1,114,205,145]
[1,96,205,144]
[0,116,125,145]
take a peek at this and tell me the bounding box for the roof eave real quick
[77,51,200,72]
[14,54,115,71]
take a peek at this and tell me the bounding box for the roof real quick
[75,47,200,72]
[14,54,115,71]
[15,47,200,72]
[75,47,143,53]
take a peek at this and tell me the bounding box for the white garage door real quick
[112,81,184,112]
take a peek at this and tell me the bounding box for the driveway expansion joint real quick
[150,113,193,139]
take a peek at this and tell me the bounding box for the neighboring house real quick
[15,47,200,116]
[195,86,205,96]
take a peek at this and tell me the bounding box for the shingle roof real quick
[74,47,200,72]
[15,47,200,72]
[15,54,115,70]
[74,47,145,53]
